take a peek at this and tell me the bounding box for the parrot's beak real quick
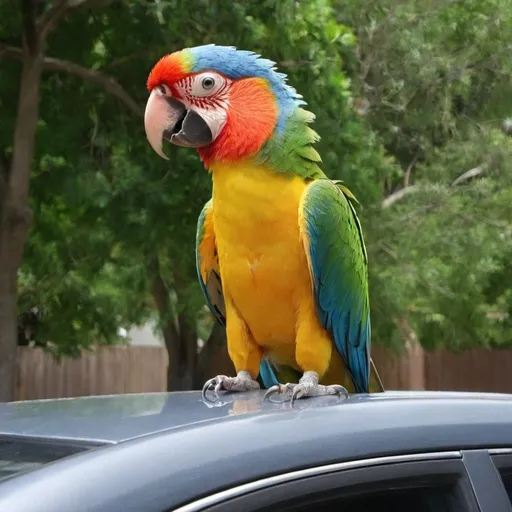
[144,89,213,160]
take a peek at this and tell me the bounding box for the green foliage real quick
[1,0,512,359]
[368,129,512,350]
[335,0,512,350]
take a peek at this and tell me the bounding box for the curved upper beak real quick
[144,89,213,160]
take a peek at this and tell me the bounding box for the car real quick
[0,389,512,511]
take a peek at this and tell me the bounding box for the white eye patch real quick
[189,72,227,97]
[172,72,232,142]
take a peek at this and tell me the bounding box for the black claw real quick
[334,385,350,399]
[263,385,282,401]
[214,380,225,397]
[264,383,296,403]
[202,377,221,403]
[290,387,304,405]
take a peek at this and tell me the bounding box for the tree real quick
[0,0,121,400]
[2,0,512,399]
[2,0,377,392]
[337,0,512,349]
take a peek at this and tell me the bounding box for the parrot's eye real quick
[155,84,170,96]
[188,72,228,98]
[202,77,215,90]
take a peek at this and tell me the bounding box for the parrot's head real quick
[144,44,308,168]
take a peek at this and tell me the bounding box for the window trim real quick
[174,451,465,512]
[462,450,512,512]
[492,453,512,470]
[491,449,512,456]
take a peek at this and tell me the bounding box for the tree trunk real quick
[194,322,230,387]
[147,252,199,391]
[162,319,188,392]
[163,313,197,392]
[0,230,21,401]
[0,4,43,400]
[0,0,131,401]
[177,312,197,389]
[394,316,425,390]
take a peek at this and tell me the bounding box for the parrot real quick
[144,44,384,402]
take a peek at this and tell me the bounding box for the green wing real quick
[299,178,378,393]
[195,199,225,326]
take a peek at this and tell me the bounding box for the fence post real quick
[393,316,426,390]
[404,340,426,390]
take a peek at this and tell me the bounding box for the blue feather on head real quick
[189,44,305,133]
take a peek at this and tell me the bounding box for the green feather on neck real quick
[251,102,363,243]
[253,106,327,180]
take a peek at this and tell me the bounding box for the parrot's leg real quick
[264,303,348,403]
[264,371,348,404]
[202,371,260,398]
[202,297,262,402]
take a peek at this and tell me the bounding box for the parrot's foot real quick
[202,371,260,403]
[263,371,348,404]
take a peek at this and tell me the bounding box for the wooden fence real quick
[424,348,512,393]
[373,345,512,393]
[13,344,512,401]
[15,346,168,401]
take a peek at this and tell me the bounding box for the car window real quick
[197,458,478,512]
[0,438,98,482]
[500,473,512,503]
[491,453,512,507]
[273,484,461,512]
[495,467,512,505]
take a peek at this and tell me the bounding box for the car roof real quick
[1,389,512,444]
[1,389,512,511]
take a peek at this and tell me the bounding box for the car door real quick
[174,450,511,512]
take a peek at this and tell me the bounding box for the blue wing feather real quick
[300,179,371,393]
[196,199,225,327]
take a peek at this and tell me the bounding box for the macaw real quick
[144,45,384,402]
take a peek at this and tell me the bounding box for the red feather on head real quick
[146,51,191,92]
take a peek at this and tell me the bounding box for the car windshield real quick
[0,438,96,482]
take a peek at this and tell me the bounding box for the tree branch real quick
[383,163,488,208]
[37,0,116,40]
[37,1,70,40]
[404,151,419,187]
[0,45,144,117]
[21,0,40,54]
[382,185,420,208]
[451,164,488,187]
